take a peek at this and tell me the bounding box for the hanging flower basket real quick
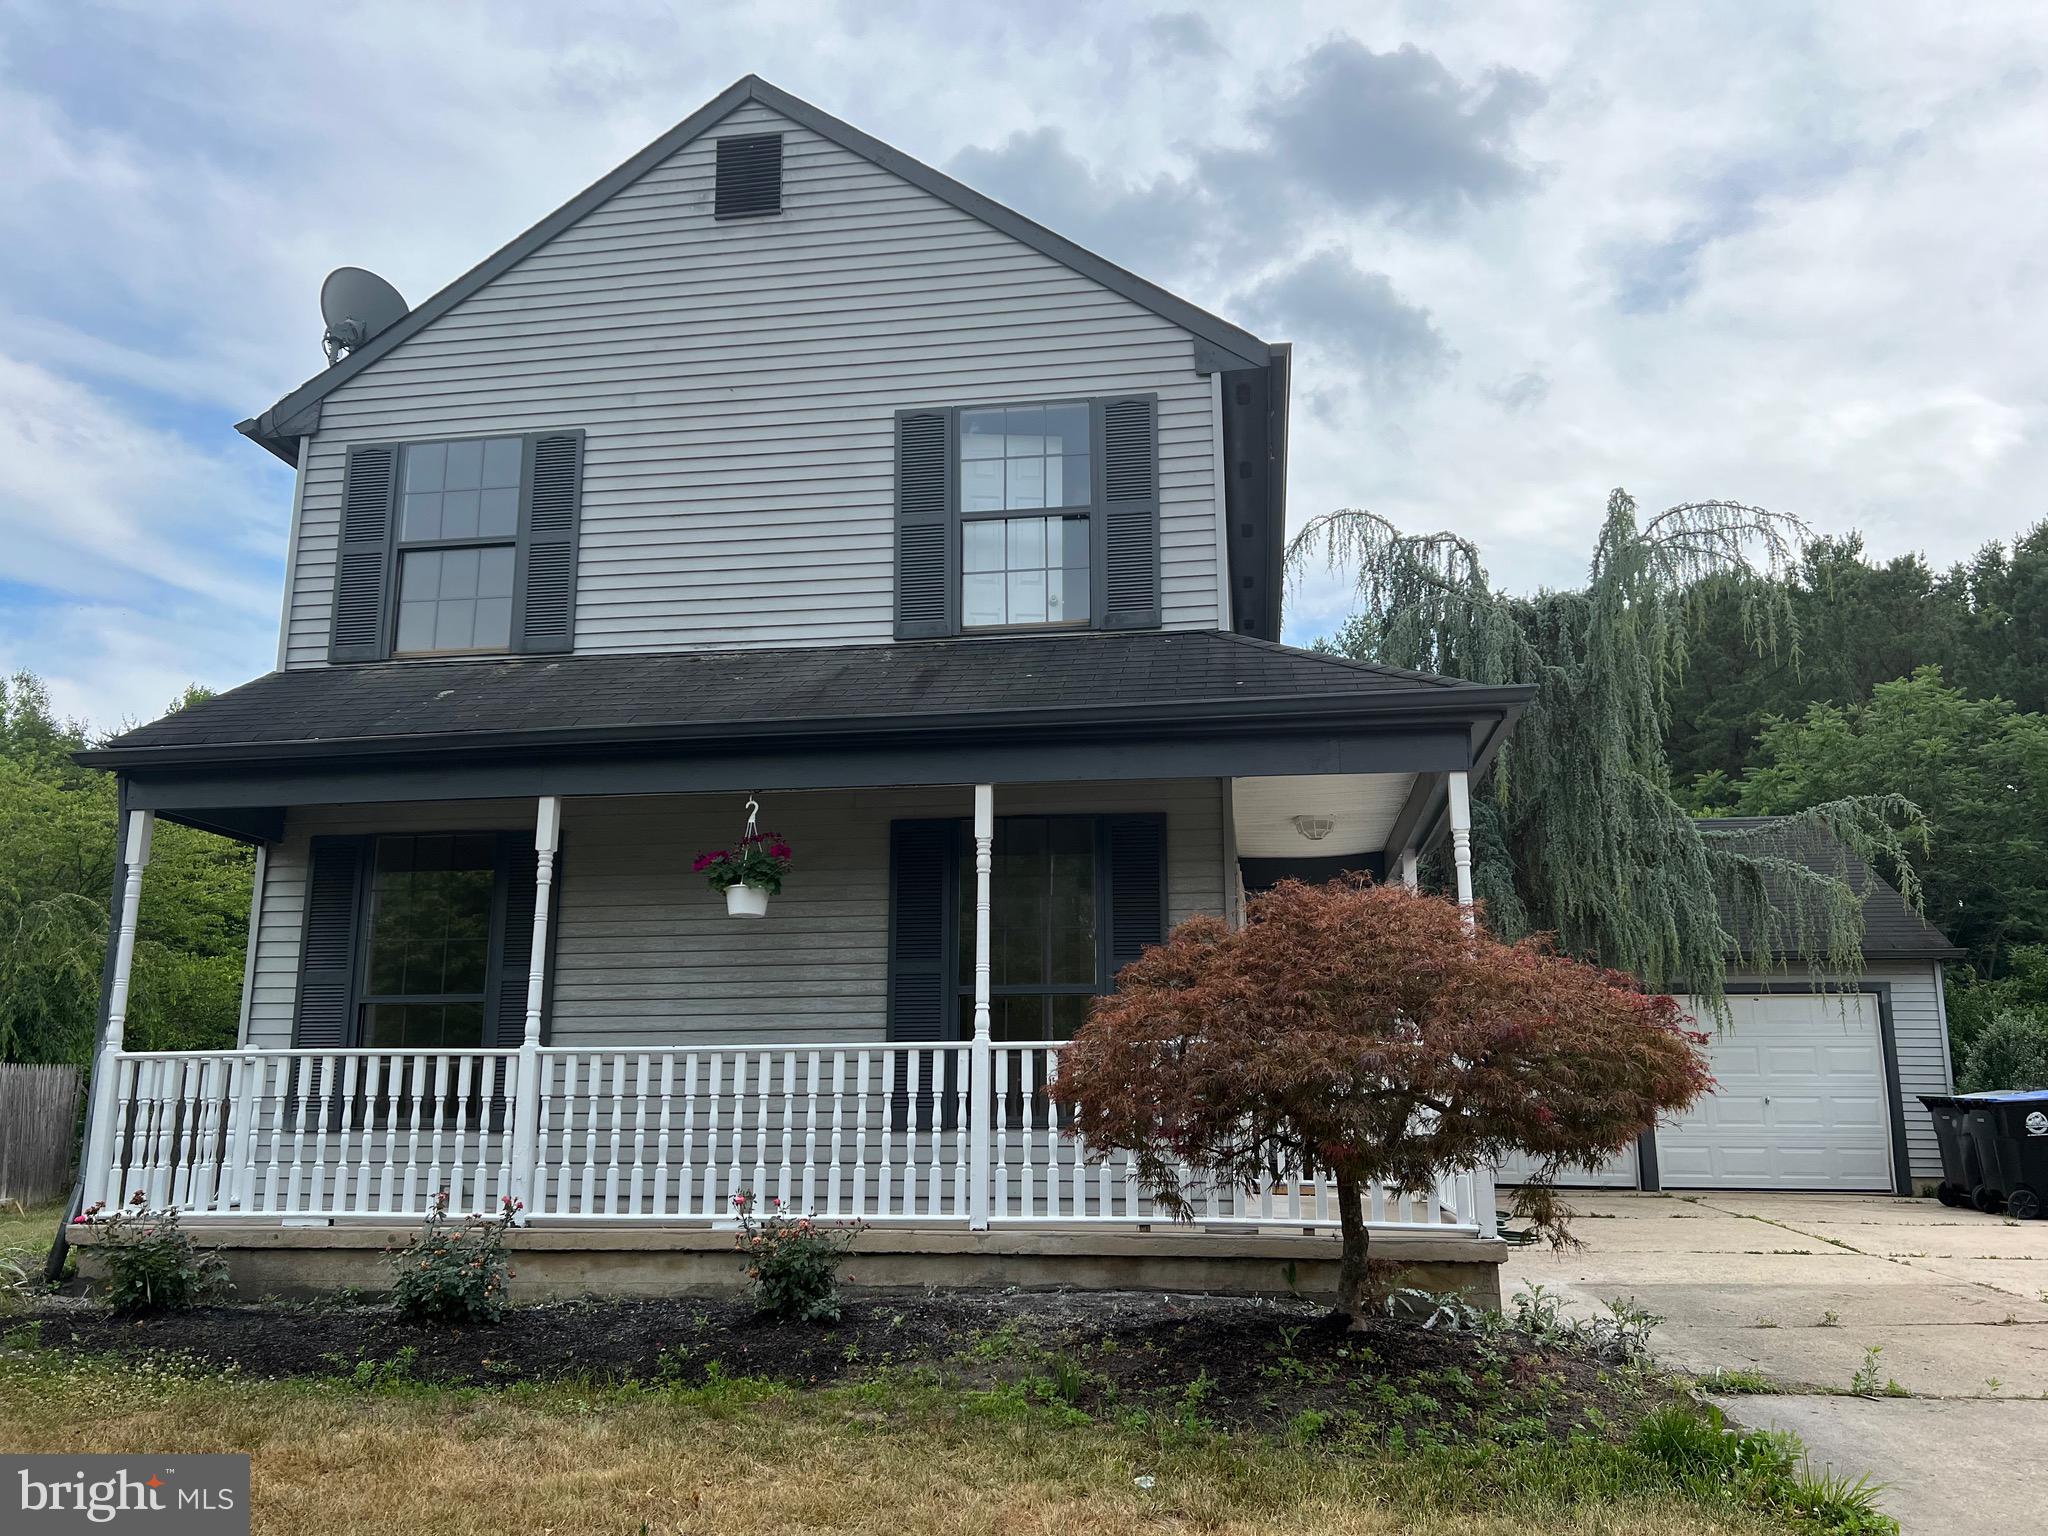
[694,801,792,918]
[725,883,771,918]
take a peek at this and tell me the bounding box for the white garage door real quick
[1658,992,1893,1191]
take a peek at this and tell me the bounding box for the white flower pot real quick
[725,884,770,918]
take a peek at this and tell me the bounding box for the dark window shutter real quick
[888,819,957,1130]
[516,430,583,654]
[894,409,954,638]
[887,820,958,1040]
[1105,814,1167,977]
[487,835,543,1051]
[294,836,365,1048]
[714,133,783,219]
[1098,396,1162,630]
[330,445,399,662]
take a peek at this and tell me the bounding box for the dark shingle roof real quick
[1700,816,1963,961]
[91,631,1520,761]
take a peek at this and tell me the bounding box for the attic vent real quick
[714,133,783,219]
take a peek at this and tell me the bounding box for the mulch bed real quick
[19,1292,1665,1441]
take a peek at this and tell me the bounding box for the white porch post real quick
[1399,849,1419,891]
[83,810,153,1207]
[507,795,561,1220]
[1444,774,1494,1224]
[967,784,995,1230]
[1446,770,1475,927]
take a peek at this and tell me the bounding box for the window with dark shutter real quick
[714,133,783,219]
[329,447,399,663]
[892,394,1161,638]
[327,432,583,661]
[291,830,558,1053]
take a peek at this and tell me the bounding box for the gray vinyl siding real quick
[279,99,1222,667]
[1724,963,1954,1184]
[241,782,1225,1051]
[1874,961,1952,1183]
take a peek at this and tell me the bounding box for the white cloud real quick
[0,354,283,610]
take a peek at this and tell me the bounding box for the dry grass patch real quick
[0,1359,1781,1536]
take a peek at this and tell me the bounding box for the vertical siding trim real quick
[1932,961,1956,1092]
[1208,373,1230,629]
[276,437,311,670]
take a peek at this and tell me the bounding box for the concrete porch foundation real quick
[71,1223,1507,1307]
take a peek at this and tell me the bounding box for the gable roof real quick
[1701,816,1964,962]
[238,75,1279,463]
[83,630,1526,768]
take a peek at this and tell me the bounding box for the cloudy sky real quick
[4,3,2045,728]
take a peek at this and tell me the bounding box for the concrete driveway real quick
[1503,1191,2048,1533]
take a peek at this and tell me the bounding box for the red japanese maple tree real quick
[1051,878,1711,1325]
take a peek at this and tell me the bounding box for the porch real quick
[76,633,1528,1297]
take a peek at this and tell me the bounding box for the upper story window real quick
[395,438,522,654]
[960,402,1093,629]
[893,394,1158,640]
[327,429,584,665]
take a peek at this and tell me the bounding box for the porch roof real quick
[89,632,1520,762]
[80,632,1528,831]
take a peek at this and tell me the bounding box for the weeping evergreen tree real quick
[1290,490,1927,1009]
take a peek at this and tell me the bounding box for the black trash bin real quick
[1958,1090,2048,1219]
[1918,1094,1979,1207]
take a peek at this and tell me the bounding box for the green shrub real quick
[85,1194,231,1313]
[732,1191,862,1324]
[1959,1007,2048,1091]
[389,1192,518,1325]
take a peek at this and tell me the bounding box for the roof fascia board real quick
[239,75,1272,455]
[78,688,1526,773]
[117,724,1475,812]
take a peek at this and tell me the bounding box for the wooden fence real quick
[0,1064,83,1207]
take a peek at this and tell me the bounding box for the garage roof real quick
[1701,816,1964,961]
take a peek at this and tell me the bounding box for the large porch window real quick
[955,815,1103,1042]
[290,828,545,1060]
[359,833,497,1049]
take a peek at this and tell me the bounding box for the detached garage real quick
[1503,817,1963,1196]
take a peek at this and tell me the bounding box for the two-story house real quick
[72,77,1529,1300]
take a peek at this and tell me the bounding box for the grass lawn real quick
[0,1277,1893,1536]
[0,1351,1790,1536]
[0,1199,64,1282]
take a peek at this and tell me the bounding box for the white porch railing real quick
[81,1042,1496,1238]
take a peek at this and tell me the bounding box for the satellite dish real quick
[320,267,409,365]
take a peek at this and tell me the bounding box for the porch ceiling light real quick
[1290,814,1335,842]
